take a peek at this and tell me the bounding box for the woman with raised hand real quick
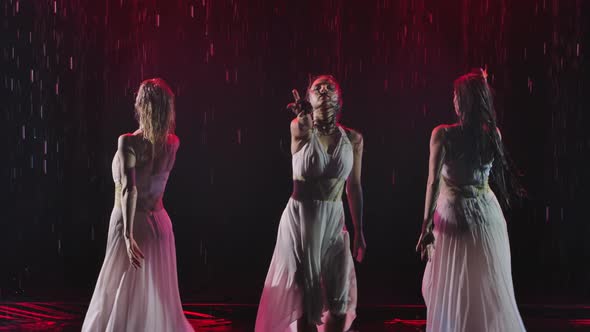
[255,75,366,332]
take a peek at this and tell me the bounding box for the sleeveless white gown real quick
[82,138,193,332]
[255,126,358,332]
[422,136,526,332]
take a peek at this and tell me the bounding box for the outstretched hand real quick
[286,89,312,116]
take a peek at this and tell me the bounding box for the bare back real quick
[112,133,180,211]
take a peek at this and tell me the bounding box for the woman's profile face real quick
[309,77,339,110]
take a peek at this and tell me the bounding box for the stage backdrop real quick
[1,0,589,305]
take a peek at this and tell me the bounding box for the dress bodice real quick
[442,159,492,188]
[292,126,353,181]
[290,126,354,202]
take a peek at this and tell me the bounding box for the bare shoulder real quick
[118,133,137,150]
[431,124,454,144]
[342,125,363,146]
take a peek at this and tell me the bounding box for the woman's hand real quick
[124,236,144,269]
[286,89,312,116]
[416,229,435,262]
[353,232,367,263]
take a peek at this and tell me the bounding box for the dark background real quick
[1,0,588,306]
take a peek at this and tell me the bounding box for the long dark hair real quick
[453,69,524,209]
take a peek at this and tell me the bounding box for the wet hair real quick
[134,78,175,148]
[452,68,525,209]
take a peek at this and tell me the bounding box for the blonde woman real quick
[82,78,193,331]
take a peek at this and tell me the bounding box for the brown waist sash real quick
[291,178,345,202]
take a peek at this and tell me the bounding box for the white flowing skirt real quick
[255,198,357,332]
[422,187,526,332]
[82,207,194,332]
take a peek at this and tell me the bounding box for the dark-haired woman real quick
[416,70,526,332]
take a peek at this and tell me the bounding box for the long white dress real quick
[422,135,526,332]
[82,135,193,332]
[255,126,357,332]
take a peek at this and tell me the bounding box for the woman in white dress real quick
[255,75,367,332]
[82,78,194,332]
[416,69,526,332]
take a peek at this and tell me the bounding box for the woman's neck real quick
[313,108,337,135]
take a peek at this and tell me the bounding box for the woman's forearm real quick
[347,183,364,234]
[122,186,138,239]
[297,112,312,133]
[421,179,441,233]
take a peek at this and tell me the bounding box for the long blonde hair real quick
[134,78,175,148]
